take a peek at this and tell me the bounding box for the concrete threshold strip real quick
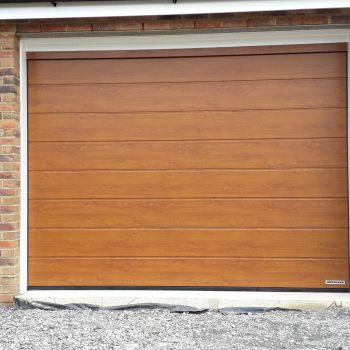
[16,291,350,311]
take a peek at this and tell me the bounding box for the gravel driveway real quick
[0,306,349,349]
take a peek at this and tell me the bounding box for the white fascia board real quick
[1,0,350,21]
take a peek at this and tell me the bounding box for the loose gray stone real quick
[0,307,349,349]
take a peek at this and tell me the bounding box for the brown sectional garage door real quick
[27,43,349,289]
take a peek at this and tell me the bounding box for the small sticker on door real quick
[325,280,346,285]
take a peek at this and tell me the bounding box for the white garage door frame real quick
[19,28,350,305]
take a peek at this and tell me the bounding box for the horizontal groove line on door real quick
[28,107,347,115]
[27,76,347,86]
[27,198,349,201]
[28,227,348,231]
[26,107,348,114]
[28,136,347,144]
[28,167,348,172]
[28,197,349,200]
[27,167,348,173]
[28,256,349,260]
[28,77,347,85]
[28,168,348,172]
[28,257,349,261]
[27,136,348,143]
[30,227,349,230]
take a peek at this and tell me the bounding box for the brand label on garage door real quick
[325,280,346,285]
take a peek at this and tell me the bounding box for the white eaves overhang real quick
[0,0,349,21]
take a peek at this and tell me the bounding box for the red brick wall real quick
[0,25,20,305]
[0,8,349,305]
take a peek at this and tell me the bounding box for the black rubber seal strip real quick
[28,286,349,293]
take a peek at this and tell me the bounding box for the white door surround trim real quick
[20,28,350,300]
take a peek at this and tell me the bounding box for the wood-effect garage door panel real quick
[26,43,347,60]
[29,199,347,229]
[28,79,346,113]
[27,44,349,288]
[28,258,349,288]
[29,229,348,258]
[29,169,348,199]
[27,52,346,84]
[28,139,347,171]
[28,109,347,142]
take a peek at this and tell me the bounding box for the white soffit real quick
[0,0,350,20]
